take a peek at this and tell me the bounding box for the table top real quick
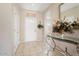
[47,34,79,45]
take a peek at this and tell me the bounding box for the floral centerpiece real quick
[53,18,79,39]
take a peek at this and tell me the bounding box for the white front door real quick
[24,16,37,42]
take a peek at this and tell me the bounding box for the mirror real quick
[53,3,79,34]
[60,3,79,30]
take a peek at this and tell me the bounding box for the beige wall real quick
[0,4,14,55]
[0,4,21,56]
[61,5,79,22]
[13,4,21,54]
[44,4,60,36]
[43,4,60,55]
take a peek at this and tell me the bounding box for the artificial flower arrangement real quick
[53,18,79,34]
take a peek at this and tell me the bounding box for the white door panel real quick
[24,17,37,42]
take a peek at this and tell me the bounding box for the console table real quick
[47,35,79,56]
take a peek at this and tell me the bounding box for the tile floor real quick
[15,41,43,56]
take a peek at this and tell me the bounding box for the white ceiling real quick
[18,3,51,12]
[17,3,79,13]
[60,3,79,12]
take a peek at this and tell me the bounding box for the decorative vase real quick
[59,30,64,39]
[61,33,64,39]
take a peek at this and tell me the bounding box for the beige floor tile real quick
[15,41,43,56]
